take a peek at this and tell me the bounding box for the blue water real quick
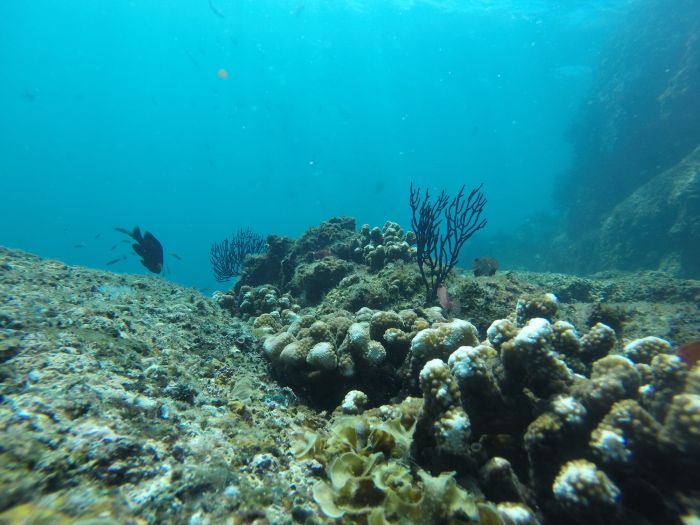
[0,0,629,291]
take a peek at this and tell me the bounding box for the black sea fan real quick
[410,182,487,303]
[210,228,266,282]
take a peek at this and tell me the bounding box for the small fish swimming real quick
[208,0,225,18]
[22,88,38,102]
[293,3,305,17]
[115,226,164,274]
[551,64,593,79]
[109,239,131,251]
[72,243,86,248]
[169,252,182,261]
[186,50,202,70]
[106,256,126,266]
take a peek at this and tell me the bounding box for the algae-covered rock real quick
[290,257,355,304]
[0,247,321,524]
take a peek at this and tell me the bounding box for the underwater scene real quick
[1,0,700,523]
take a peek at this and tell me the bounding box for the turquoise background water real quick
[0,0,628,291]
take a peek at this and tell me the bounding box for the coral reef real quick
[237,236,699,523]
[406,302,700,525]
[3,216,700,525]
[552,460,621,522]
[357,221,415,271]
[216,283,298,321]
[222,218,700,345]
[293,289,700,524]
[258,306,442,408]
[222,217,419,310]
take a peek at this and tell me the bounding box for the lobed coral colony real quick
[213,215,700,525]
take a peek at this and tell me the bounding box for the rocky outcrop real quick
[591,145,700,276]
[558,0,700,233]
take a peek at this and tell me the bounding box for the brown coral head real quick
[472,256,499,277]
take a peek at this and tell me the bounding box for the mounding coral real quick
[216,217,700,524]
[407,302,700,524]
[261,276,698,522]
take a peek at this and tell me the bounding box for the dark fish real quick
[22,88,38,102]
[115,226,164,274]
[169,252,182,261]
[208,0,225,18]
[677,340,700,368]
[94,233,101,239]
[106,256,126,266]
[73,243,86,248]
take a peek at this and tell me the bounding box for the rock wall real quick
[510,0,700,278]
[558,0,700,234]
[589,145,700,276]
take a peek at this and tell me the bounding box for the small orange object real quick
[217,68,229,79]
